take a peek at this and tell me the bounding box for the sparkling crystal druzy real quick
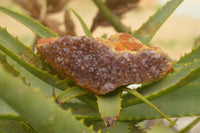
[36,33,174,95]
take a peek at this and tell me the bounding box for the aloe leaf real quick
[146,126,175,133]
[92,0,131,33]
[0,53,60,120]
[122,59,200,106]
[0,6,58,38]
[0,27,55,73]
[56,87,87,103]
[0,67,95,133]
[1,48,94,109]
[4,52,93,107]
[0,52,20,77]
[48,85,200,122]
[90,121,130,133]
[97,92,122,128]
[0,27,74,91]
[0,50,94,112]
[1,53,60,96]
[0,99,22,120]
[119,83,200,121]
[70,8,93,37]
[107,122,130,133]
[0,27,28,54]
[0,52,5,63]
[178,117,200,133]
[62,102,99,118]
[133,0,183,44]
[0,120,37,133]
[0,43,69,90]
[50,84,200,122]
[125,89,175,125]
[78,95,98,109]
[177,44,200,63]
[172,63,185,70]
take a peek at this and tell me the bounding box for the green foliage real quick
[0,7,58,38]
[179,117,200,133]
[0,120,37,133]
[119,83,200,120]
[0,0,199,133]
[97,92,122,127]
[71,8,93,37]
[133,0,183,45]
[178,44,200,63]
[0,99,21,120]
[124,89,175,125]
[0,67,95,133]
[91,121,131,133]
[122,59,200,106]
[56,87,87,103]
[146,126,175,133]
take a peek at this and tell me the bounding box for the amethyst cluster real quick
[37,33,174,95]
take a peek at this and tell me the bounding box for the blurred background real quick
[0,0,200,61]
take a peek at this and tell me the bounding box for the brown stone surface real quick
[37,33,174,95]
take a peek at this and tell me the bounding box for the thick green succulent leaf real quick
[146,126,175,133]
[125,89,175,125]
[97,92,122,128]
[0,27,54,72]
[0,52,5,62]
[123,59,200,106]
[0,120,37,133]
[0,67,95,133]
[0,99,21,120]
[172,63,185,70]
[0,53,60,120]
[0,27,28,55]
[46,84,200,122]
[90,121,130,133]
[133,0,183,44]
[71,8,93,37]
[62,102,99,118]
[56,87,87,103]
[0,52,60,96]
[0,50,94,122]
[0,42,69,90]
[0,27,77,94]
[179,117,200,133]
[0,6,58,38]
[1,51,92,107]
[119,83,200,121]
[103,122,129,133]
[0,51,20,77]
[177,44,200,63]
[77,95,98,109]
[0,21,88,103]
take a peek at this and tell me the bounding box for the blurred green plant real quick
[0,0,200,132]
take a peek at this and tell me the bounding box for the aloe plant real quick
[0,0,199,132]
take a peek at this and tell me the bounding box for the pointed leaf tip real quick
[70,8,92,37]
[133,0,183,44]
[103,116,117,128]
[0,6,58,38]
[97,92,122,128]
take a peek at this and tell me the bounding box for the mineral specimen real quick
[36,33,174,95]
